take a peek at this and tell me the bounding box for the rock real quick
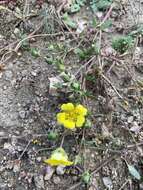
[130,121,141,133]
[34,174,45,189]
[31,71,37,76]
[13,160,21,173]
[101,123,111,138]
[53,176,61,185]
[19,110,26,119]
[96,11,103,19]
[4,70,13,80]
[3,143,15,153]
[36,157,42,162]
[49,77,62,96]
[102,177,113,189]
[76,19,87,34]
[44,166,55,181]
[127,116,134,123]
[56,165,65,175]
[140,183,143,190]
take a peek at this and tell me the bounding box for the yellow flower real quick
[57,103,87,129]
[44,148,73,166]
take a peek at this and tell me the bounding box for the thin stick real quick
[101,74,124,100]
[119,179,129,190]
[18,140,31,160]
[91,155,116,175]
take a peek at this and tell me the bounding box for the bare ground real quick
[0,0,143,190]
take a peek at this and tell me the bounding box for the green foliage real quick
[30,48,40,57]
[127,164,141,180]
[90,0,112,12]
[70,0,86,13]
[47,131,58,141]
[112,36,133,54]
[100,20,112,30]
[130,24,143,37]
[62,13,77,29]
[84,119,92,128]
[82,171,91,184]
[74,44,100,60]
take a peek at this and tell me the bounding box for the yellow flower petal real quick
[76,116,85,127]
[63,120,75,129]
[44,148,73,166]
[75,105,87,116]
[57,113,66,124]
[61,103,74,111]
[44,158,73,166]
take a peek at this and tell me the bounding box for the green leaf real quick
[84,119,92,128]
[71,3,81,13]
[62,13,77,29]
[100,20,112,30]
[127,164,141,180]
[30,48,40,57]
[74,155,82,165]
[71,82,80,90]
[47,131,58,141]
[76,0,86,6]
[82,171,91,184]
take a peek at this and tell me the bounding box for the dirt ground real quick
[0,0,143,189]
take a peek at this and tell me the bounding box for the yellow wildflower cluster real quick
[44,103,88,166]
[57,103,87,129]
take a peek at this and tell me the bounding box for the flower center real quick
[65,110,78,122]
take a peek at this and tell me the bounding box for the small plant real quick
[62,13,77,29]
[74,44,100,60]
[70,0,86,13]
[90,0,112,12]
[112,36,133,54]
[82,171,91,184]
[44,147,73,166]
[57,103,87,129]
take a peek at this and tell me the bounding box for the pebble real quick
[102,177,113,189]
[96,11,103,19]
[127,116,134,123]
[31,71,37,76]
[19,110,26,119]
[56,165,65,175]
[4,70,13,80]
[13,161,21,173]
[3,143,14,153]
[44,166,55,181]
[53,176,61,185]
[36,157,42,162]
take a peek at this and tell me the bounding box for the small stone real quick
[53,176,61,185]
[36,157,42,162]
[19,110,26,119]
[34,174,45,189]
[4,143,15,152]
[56,165,65,175]
[128,116,134,123]
[130,121,141,133]
[96,11,103,19]
[49,77,62,96]
[5,70,13,80]
[72,176,78,181]
[0,131,6,136]
[140,183,143,190]
[44,166,55,181]
[102,177,113,189]
[13,160,21,173]
[3,86,7,90]
[31,71,37,76]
